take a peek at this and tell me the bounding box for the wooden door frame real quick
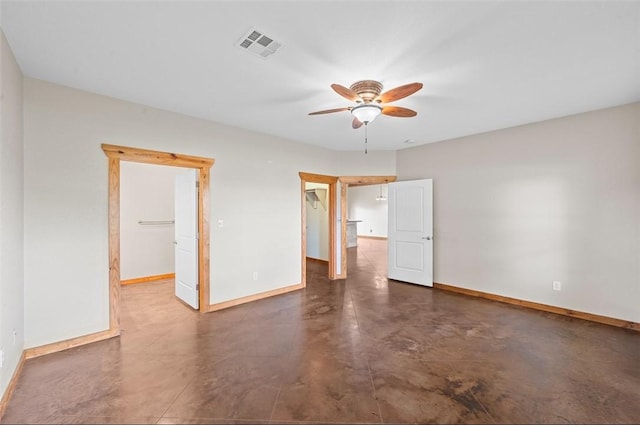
[338,176,396,279]
[299,172,338,284]
[102,144,215,334]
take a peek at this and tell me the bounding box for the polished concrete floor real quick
[3,238,639,424]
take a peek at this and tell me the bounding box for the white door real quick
[174,168,199,309]
[388,179,433,286]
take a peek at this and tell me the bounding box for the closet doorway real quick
[119,162,181,288]
[299,173,395,283]
[299,172,337,285]
[102,144,214,335]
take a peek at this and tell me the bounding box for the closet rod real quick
[138,220,175,225]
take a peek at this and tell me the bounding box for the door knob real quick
[173,241,178,245]
[422,236,432,240]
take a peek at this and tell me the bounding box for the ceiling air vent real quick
[236,29,282,59]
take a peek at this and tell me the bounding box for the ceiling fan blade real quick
[382,106,417,117]
[331,84,362,102]
[308,107,351,116]
[352,117,363,129]
[377,82,423,103]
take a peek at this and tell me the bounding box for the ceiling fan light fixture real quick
[351,104,382,124]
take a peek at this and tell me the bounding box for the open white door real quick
[335,181,342,277]
[175,168,199,309]
[388,179,433,286]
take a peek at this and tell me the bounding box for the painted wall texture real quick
[0,30,25,398]
[348,184,388,238]
[397,103,640,322]
[120,162,182,280]
[305,182,329,261]
[22,78,396,348]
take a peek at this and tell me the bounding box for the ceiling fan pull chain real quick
[364,123,368,154]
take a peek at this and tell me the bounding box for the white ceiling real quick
[2,1,639,151]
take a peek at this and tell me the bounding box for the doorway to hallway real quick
[299,173,395,282]
[338,176,395,279]
[344,182,390,279]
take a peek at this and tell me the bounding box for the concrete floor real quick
[3,238,639,424]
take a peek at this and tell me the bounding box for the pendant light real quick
[375,184,387,201]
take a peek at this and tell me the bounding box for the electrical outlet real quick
[252,271,258,281]
[552,281,562,291]
[217,219,224,228]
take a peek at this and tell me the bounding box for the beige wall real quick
[397,103,640,322]
[15,47,637,366]
[22,78,396,348]
[0,30,25,396]
[348,184,388,238]
[120,162,182,280]
[305,182,329,261]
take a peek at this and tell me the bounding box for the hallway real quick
[3,239,639,424]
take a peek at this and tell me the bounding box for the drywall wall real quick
[397,103,640,322]
[0,29,25,397]
[120,162,181,280]
[305,182,329,261]
[347,184,388,237]
[22,78,396,347]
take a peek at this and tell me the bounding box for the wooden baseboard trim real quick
[121,273,175,286]
[0,350,26,420]
[357,235,387,240]
[434,282,639,331]
[208,283,304,312]
[24,328,120,360]
[306,257,329,264]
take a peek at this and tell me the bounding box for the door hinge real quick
[196,284,200,291]
[196,180,200,189]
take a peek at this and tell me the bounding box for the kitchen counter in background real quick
[347,220,361,248]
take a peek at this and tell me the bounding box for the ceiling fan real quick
[309,80,423,129]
